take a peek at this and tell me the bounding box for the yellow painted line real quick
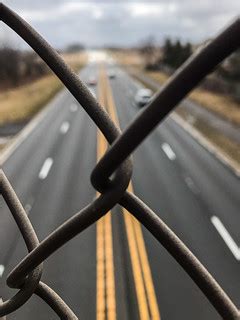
[123,210,151,319]
[103,65,161,320]
[96,67,117,320]
[96,64,106,320]
[96,218,105,320]
[128,185,161,319]
[105,212,117,320]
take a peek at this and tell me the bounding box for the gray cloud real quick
[1,1,240,48]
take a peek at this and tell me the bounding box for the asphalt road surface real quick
[0,58,239,320]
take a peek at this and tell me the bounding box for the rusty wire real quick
[0,3,239,319]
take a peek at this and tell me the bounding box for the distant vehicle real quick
[135,88,153,107]
[108,70,116,79]
[87,76,97,86]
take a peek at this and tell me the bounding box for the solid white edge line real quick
[60,121,70,134]
[39,158,53,180]
[0,265,5,277]
[161,143,176,160]
[171,113,240,177]
[211,216,240,261]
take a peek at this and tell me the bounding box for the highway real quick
[0,57,239,319]
[132,69,240,144]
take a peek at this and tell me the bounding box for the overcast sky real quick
[1,1,240,48]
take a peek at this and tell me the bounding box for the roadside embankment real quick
[0,52,86,151]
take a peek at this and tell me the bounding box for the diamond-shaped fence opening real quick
[0,4,239,319]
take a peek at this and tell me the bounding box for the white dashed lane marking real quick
[161,143,176,161]
[39,158,53,180]
[60,121,70,134]
[70,104,78,112]
[211,216,240,261]
[0,265,5,277]
[184,176,199,195]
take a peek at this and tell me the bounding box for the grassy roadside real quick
[0,76,62,125]
[142,70,240,127]
[177,108,240,165]
[0,52,86,126]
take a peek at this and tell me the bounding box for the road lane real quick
[0,65,98,319]
[111,65,240,248]
[109,64,240,319]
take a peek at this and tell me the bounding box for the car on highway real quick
[108,70,116,79]
[87,76,97,86]
[135,88,153,107]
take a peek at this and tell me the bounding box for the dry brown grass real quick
[146,71,169,84]
[145,70,240,126]
[62,51,87,70]
[111,50,144,67]
[189,90,240,125]
[0,52,86,126]
[0,76,62,125]
[177,108,240,165]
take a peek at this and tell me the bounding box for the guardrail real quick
[0,3,239,319]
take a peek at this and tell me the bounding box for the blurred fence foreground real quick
[0,4,240,319]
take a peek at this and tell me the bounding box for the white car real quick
[135,88,153,107]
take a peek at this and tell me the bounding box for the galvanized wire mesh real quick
[0,3,239,319]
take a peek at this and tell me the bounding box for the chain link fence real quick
[0,4,239,319]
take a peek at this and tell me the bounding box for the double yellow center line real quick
[96,67,116,320]
[96,65,161,320]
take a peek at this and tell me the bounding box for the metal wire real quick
[0,3,239,319]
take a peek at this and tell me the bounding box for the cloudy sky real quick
[1,0,240,48]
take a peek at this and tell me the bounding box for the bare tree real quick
[139,36,160,69]
[0,44,21,86]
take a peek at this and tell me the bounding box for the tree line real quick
[0,42,85,90]
[139,37,240,102]
[139,36,192,71]
[0,46,49,89]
